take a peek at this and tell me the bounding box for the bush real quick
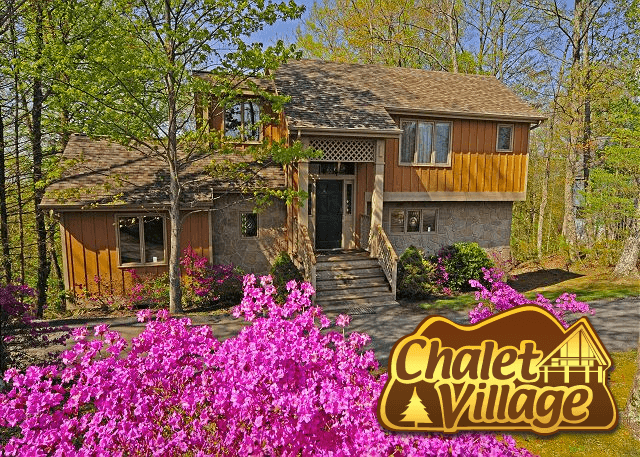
[397,246,440,298]
[0,276,535,456]
[129,246,244,309]
[434,242,494,291]
[270,252,303,300]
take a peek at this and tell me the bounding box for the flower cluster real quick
[469,267,593,327]
[1,277,534,456]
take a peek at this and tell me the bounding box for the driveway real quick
[39,296,640,367]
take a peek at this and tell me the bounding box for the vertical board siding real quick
[63,211,211,296]
[384,119,529,194]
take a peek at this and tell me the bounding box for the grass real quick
[510,350,640,457]
[419,268,640,312]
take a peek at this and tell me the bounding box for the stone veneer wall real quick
[383,201,513,257]
[211,196,288,274]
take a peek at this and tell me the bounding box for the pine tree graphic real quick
[401,387,432,427]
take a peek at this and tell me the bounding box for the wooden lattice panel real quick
[308,137,376,162]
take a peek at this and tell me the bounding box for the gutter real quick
[293,126,402,138]
[384,106,547,123]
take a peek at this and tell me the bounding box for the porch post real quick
[299,161,309,232]
[370,139,385,232]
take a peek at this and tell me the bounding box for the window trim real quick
[223,100,263,144]
[389,208,439,234]
[398,119,453,167]
[496,123,514,152]
[115,214,168,267]
[239,212,259,239]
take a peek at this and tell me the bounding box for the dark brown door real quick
[316,180,343,250]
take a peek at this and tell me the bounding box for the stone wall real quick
[211,196,288,274]
[383,201,513,258]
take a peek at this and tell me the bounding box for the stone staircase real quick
[315,250,398,314]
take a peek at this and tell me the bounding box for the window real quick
[224,101,261,142]
[497,124,514,152]
[389,209,438,234]
[240,212,258,238]
[118,215,166,265]
[400,120,451,165]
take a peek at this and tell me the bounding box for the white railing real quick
[368,224,398,299]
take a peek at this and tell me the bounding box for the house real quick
[41,59,545,305]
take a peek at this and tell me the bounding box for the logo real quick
[377,305,618,435]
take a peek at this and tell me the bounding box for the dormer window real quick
[399,120,451,166]
[224,101,261,142]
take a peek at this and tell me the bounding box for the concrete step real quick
[316,251,372,262]
[322,302,398,315]
[316,277,390,290]
[315,285,391,297]
[316,267,385,281]
[315,258,381,271]
[316,291,395,305]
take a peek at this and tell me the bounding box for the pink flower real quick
[335,314,351,328]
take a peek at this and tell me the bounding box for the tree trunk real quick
[48,221,65,311]
[562,144,579,261]
[11,20,24,281]
[613,197,640,278]
[0,103,11,283]
[625,336,640,440]
[32,3,50,318]
[538,153,550,259]
[165,0,182,314]
[446,0,458,73]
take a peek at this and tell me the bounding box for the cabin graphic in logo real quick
[538,322,607,384]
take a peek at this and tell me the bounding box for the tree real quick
[54,0,307,313]
[401,387,432,427]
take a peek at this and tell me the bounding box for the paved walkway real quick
[42,296,640,366]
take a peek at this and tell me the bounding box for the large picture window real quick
[224,101,261,142]
[400,120,451,165]
[389,208,438,234]
[118,215,166,265]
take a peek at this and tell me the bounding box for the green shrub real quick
[397,246,439,299]
[433,242,494,291]
[270,252,304,300]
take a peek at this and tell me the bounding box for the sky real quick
[250,0,317,46]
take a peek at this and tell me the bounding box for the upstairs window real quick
[225,101,261,142]
[497,124,514,152]
[118,215,166,265]
[400,120,451,166]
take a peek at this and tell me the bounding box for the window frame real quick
[223,100,262,143]
[239,212,259,239]
[389,208,439,234]
[115,214,168,267]
[398,119,452,167]
[496,123,514,152]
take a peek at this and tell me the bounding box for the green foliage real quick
[397,246,439,299]
[270,252,304,301]
[434,242,494,291]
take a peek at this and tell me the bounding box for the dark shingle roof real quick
[41,135,285,209]
[275,60,545,131]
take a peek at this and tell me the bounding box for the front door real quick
[315,180,343,249]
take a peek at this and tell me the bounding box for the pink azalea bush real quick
[0,275,534,456]
[469,267,593,327]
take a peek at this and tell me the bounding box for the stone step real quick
[315,284,390,297]
[315,267,385,282]
[316,291,395,305]
[322,302,398,316]
[315,258,380,271]
[316,277,390,290]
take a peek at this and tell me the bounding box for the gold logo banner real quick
[377,305,618,434]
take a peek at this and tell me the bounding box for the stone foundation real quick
[211,196,288,274]
[383,201,513,257]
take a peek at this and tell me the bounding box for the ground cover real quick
[511,350,640,457]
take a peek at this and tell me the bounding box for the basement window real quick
[400,120,451,166]
[118,215,166,266]
[225,101,261,142]
[389,209,438,234]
